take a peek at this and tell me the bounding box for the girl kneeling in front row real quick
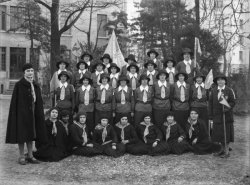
[69,112,102,157]
[92,117,125,157]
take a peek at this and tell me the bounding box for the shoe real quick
[18,157,27,165]
[213,150,224,157]
[220,153,230,158]
[26,157,40,164]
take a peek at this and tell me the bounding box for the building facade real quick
[0,0,127,93]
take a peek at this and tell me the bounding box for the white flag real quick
[194,37,202,68]
[104,30,126,69]
[204,69,213,89]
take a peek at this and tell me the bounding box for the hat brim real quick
[163,60,176,67]
[76,61,89,69]
[101,57,112,63]
[99,76,110,83]
[139,76,150,84]
[175,72,188,81]
[127,64,139,73]
[81,53,93,60]
[79,77,93,84]
[182,51,194,57]
[94,63,106,70]
[56,61,69,69]
[144,62,157,69]
[108,66,120,74]
[156,71,169,80]
[147,51,159,57]
[125,58,137,63]
[58,73,70,80]
[193,75,206,82]
[118,78,130,84]
[213,76,227,85]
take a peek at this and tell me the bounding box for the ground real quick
[0,99,249,185]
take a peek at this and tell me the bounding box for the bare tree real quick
[34,0,120,75]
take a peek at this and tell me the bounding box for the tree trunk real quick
[223,53,227,75]
[50,0,61,76]
[195,0,200,35]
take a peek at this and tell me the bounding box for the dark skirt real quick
[134,111,152,126]
[126,142,150,155]
[85,112,95,133]
[167,139,192,155]
[153,109,170,128]
[95,110,113,125]
[173,110,189,130]
[33,144,69,162]
[72,143,103,157]
[212,121,234,143]
[148,141,171,156]
[191,141,221,155]
[102,143,126,157]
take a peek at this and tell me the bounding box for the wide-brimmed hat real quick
[144,60,157,69]
[125,54,137,63]
[79,73,92,84]
[58,71,70,80]
[213,73,227,85]
[22,63,33,72]
[139,74,150,84]
[100,53,112,63]
[147,49,159,57]
[156,70,169,80]
[80,52,93,60]
[108,63,120,73]
[56,59,69,69]
[76,60,89,69]
[175,71,188,81]
[118,75,130,84]
[127,62,139,73]
[94,61,106,70]
[163,57,176,67]
[99,73,110,83]
[61,109,71,117]
[181,48,193,56]
[193,71,206,82]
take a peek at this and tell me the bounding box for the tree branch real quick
[34,0,51,10]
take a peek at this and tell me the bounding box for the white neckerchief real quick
[81,85,91,91]
[140,85,149,92]
[128,73,138,79]
[79,69,87,74]
[158,80,167,87]
[147,70,156,76]
[184,59,192,66]
[110,73,119,79]
[188,118,197,139]
[105,63,110,68]
[177,81,186,88]
[100,84,109,90]
[217,85,225,90]
[59,81,68,88]
[195,83,205,88]
[166,67,175,73]
[58,69,67,75]
[153,58,157,63]
[95,70,104,76]
[118,85,128,92]
[116,122,130,141]
[86,61,91,66]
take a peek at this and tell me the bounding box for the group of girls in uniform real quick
[6,48,235,165]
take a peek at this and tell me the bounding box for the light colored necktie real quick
[197,86,202,99]
[102,126,107,143]
[149,73,153,85]
[80,72,84,79]
[142,89,147,103]
[189,124,194,139]
[218,89,222,100]
[121,127,125,141]
[186,62,191,74]
[97,73,101,85]
[60,85,65,100]
[30,82,36,103]
[131,76,136,90]
[84,89,89,105]
[166,125,171,141]
[101,88,106,104]
[180,85,185,102]
[121,89,126,104]
[112,77,117,88]
[161,85,165,98]
[169,72,174,84]
[143,125,150,143]
[82,127,88,145]
[52,121,57,136]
